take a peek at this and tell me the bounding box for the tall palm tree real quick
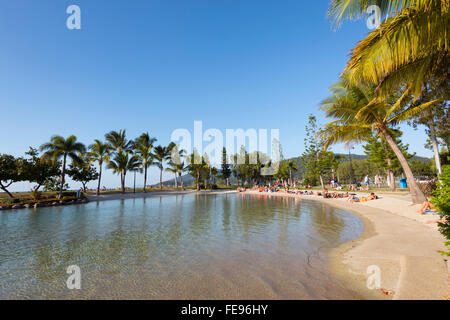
[320,76,439,204]
[134,132,157,192]
[188,151,207,191]
[166,145,187,190]
[107,152,141,193]
[105,129,133,187]
[177,161,189,191]
[165,161,179,189]
[88,139,110,195]
[105,129,133,154]
[329,0,448,99]
[153,143,175,190]
[40,135,86,199]
[329,0,448,178]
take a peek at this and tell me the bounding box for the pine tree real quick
[220,147,232,186]
[300,115,338,188]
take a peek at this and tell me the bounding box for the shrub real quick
[431,165,450,256]
[62,196,77,202]
[31,189,42,201]
[1,198,20,206]
[62,191,77,197]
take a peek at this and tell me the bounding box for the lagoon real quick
[0,193,365,299]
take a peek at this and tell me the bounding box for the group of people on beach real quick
[247,184,380,203]
[247,184,446,224]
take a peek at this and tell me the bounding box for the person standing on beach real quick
[375,174,380,188]
[364,174,370,187]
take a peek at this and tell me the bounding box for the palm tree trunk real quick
[59,154,66,199]
[143,164,148,193]
[428,118,442,175]
[121,171,126,193]
[380,126,425,204]
[174,173,178,189]
[196,171,200,191]
[96,160,102,196]
[160,167,163,190]
[179,172,184,191]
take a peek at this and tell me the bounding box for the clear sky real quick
[0,0,432,191]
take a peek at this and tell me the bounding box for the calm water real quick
[0,193,365,299]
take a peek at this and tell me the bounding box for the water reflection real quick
[0,194,364,299]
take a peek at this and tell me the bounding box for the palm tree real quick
[166,145,187,190]
[105,129,133,154]
[107,152,141,193]
[105,129,134,188]
[88,139,110,195]
[188,151,207,191]
[153,143,175,190]
[165,161,179,189]
[286,160,298,186]
[320,76,439,204]
[328,0,448,99]
[177,161,189,191]
[40,135,86,199]
[134,132,157,192]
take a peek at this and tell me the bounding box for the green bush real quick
[31,189,42,201]
[1,198,20,206]
[432,165,450,256]
[62,196,77,202]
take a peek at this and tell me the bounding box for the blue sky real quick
[0,1,432,191]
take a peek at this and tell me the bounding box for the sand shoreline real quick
[244,190,449,300]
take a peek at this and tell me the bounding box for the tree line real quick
[0,130,190,199]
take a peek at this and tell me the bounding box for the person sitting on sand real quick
[365,192,378,200]
[348,193,378,202]
[418,199,436,214]
[347,195,360,202]
[426,218,447,224]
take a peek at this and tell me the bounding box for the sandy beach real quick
[86,189,449,299]
[244,190,450,300]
